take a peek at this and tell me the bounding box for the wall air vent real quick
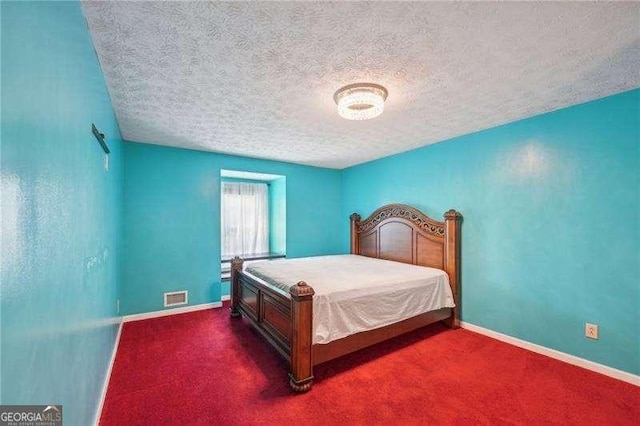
[164,291,188,307]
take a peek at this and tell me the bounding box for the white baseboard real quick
[122,302,223,323]
[460,321,639,386]
[94,319,123,426]
[221,295,230,301]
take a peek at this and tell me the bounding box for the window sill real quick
[221,253,286,263]
[221,253,286,282]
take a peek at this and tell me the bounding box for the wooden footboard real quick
[229,204,462,393]
[230,257,315,391]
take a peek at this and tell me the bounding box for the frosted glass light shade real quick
[334,83,388,120]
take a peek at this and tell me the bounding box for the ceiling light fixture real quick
[334,83,388,120]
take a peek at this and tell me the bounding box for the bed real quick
[230,204,462,392]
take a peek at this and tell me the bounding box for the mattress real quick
[244,254,455,344]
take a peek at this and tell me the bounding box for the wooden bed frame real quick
[230,204,462,392]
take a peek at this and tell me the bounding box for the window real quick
[220,171,286,288]
[221,181,269,257]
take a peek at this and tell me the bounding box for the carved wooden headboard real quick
[350,204,462,323]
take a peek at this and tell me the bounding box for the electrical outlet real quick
[585,323,598,340]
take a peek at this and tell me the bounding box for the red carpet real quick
[101,306,639,425]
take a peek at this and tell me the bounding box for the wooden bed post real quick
[350,213,361,254]
[443,210,462,328]
[230,256,243,318]
[288,281,315,392]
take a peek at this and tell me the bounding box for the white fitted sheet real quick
[244,254,454,344]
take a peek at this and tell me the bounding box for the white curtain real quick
[221,182,269,257]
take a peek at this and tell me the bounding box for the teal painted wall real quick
[269,176,287,255]
[122,142,341,315]
[1,2,123,424]
[342,90,640,375]
[220,177,271,185]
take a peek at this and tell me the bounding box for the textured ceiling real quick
[83,1,640,169]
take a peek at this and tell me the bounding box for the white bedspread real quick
[244,254,454,345]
